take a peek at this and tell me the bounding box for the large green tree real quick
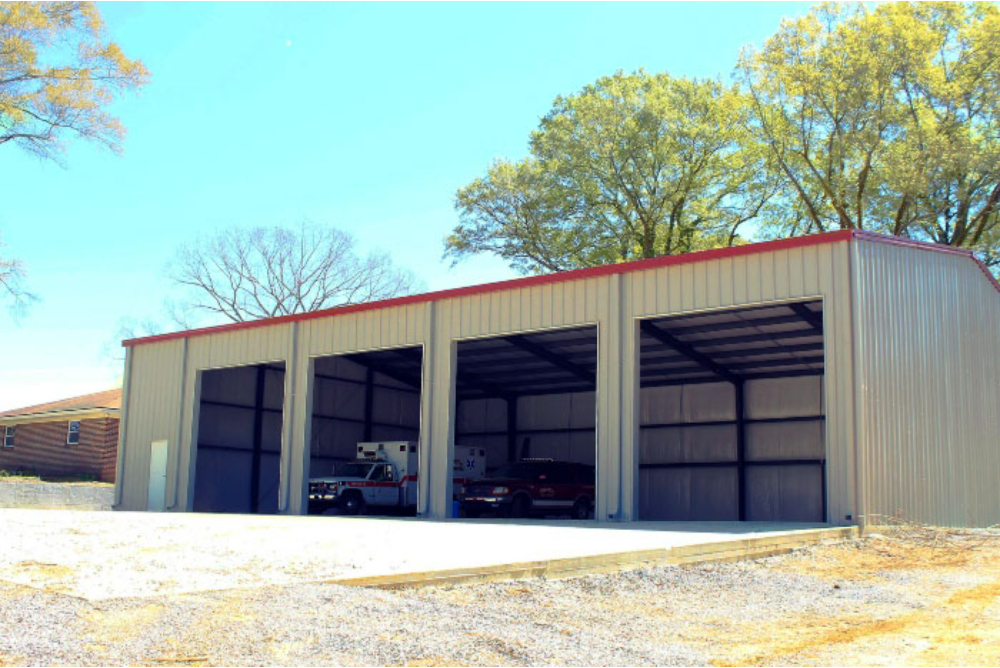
[446,71,774,273]
[738,2,1000,268]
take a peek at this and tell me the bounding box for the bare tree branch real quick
[167,224,418,324]
[0,233,36,316]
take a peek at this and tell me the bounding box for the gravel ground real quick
[3,531,999,666]
[0,480,113,511]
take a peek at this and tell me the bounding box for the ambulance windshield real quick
[336,462,376,478]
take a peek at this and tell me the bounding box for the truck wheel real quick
[508,494,531,519]
[572,497,591,520]
[340,492,366,516]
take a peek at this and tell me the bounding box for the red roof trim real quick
[851,229,972,257]
[853,230,1000,294]
[124,229,995,347]
[973,257,1000,294]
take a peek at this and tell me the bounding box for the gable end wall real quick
[853,239,1000,527]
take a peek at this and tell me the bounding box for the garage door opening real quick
[193,362,286,514]
[637,300,826,522]
[306,346,423,516]
[454,325,598,520]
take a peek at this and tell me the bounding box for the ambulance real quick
[308,441,485,514]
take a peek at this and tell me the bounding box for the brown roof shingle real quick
[0,388,121,419]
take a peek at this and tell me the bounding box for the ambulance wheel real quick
[572,497,591,520]
[340,492,366,515]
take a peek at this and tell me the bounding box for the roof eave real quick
[0,407,120,426]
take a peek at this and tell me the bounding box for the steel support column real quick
[362,366,375,441]
[249,365,266,513]
[506,396,518,464]
[735,379,747,521]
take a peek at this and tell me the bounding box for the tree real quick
[446,71,775,273]
[738,2,1000,269]
[0,233,34,314]
[1,2,148,161]
[169,225,418,323]
[1,2,148,311]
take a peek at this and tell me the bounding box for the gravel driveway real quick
[2,527,999,666]
[0,480,113,511]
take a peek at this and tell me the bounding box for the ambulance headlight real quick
[492,486,510,495]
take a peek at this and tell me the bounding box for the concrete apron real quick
[327,524,858,589]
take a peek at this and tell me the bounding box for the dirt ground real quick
[1,525,999,666]
[712,530,1000,666]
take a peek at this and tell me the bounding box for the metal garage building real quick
[114,230,1000,527]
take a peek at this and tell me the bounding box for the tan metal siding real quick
[854,240,1000,527]
[116,339,186,510]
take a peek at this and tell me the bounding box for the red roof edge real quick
[852,230,1000,294]
[973,257,1000,294]
[123,229,994,348]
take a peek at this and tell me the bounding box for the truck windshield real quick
[336,463,375,478]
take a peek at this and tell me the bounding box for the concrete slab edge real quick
[328,526,858,589]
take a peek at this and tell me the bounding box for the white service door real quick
[147,440,168,511]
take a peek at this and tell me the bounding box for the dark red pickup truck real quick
[458,459,594,519]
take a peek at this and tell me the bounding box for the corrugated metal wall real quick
[114,338,186,510]
[638,377,826,522]
[456,391,596,472]
[854,239,1000,527]
[116,239,860,524]
[309,355,420,477]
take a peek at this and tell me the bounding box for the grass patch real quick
[0,470,100,484]
[0,470,37,479]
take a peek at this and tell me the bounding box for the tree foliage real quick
[447,71,774,273]
[0,1,149,161]
[739,2,1000,267]
[1,2,148,311]
[450,3,999,274]
[169,225,418,323]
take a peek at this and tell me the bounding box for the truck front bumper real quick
[308,495,340,514]
[459,497,512,516]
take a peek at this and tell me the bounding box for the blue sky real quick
[0,1,813,410]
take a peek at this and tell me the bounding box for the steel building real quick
[114,231,1000,527]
